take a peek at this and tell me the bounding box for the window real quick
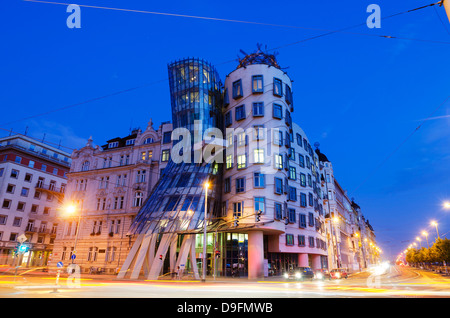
[108,141,118,148]
[28,160,35,168]
[253,125,265,140]
[273,130,283,146]
[274,177,283,194]
[298,235,306,246]
[252,102,264,116]
[41,164,47,172]
[163,132,172,144]
[81,161,90,171]
[20,188,29,197]
[24,173,32,182]
[274,154,283,170]
[300,173,306,187]
[237,132,247,146]
[288,186,297,201]
[254,172,265,188]
[237,154,246,169]
[299,154,305,168]
[296,133,302,146]
[15,156,22,164]
[144,137,154,144]
[223,88,230,106]
[10,169,19,179]
[225,111,232,127]
[285,84,293,105]
[0,215,7,225]
[235,105,246,121]
[161,149,170,162]
[43,207,50,214]
[273,78,283,96]
[254,197,265,214]
[236,177,245,193]
[309,236,315,248]
[232,79,243,99]
[274,203,283,220]
[308,212,315,227]
[300,193,307,207]
[224,177,231,193]
[252,75,264,93]
[17,202,25,212]
[288,208,296,223]
[225,154,233,170]
[273,103,282,119]
[2,199,11,209]
[6,184,15,194]
[309,193,314,206]
[13,217,22,227]
[233,201,243,218]
[136,170,146,183]
[286,234,294,246]
[299,214,307,228]
[289,166,296,180]
[253,149,264,164]
[134,192,144,207]
[126,139,135,146]
[31,204,38,213]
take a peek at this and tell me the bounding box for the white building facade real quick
[0,134,71,267]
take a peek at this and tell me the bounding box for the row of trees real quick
[405,238,450,266]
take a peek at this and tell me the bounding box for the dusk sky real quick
[1,0,449,260]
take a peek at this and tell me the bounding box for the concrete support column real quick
[248,231,264,279]
[298,253,309,267]
[311,254,322,270]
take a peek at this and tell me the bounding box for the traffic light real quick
[233,217,239,227]
[215,250,220,258]
[159,254,163,260]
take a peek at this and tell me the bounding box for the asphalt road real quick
[0,265,449,298]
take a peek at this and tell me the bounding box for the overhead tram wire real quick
[6,1,447,128]
[23,0,446,44]
[352,93,450,194]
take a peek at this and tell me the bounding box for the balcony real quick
[35,182,65,203]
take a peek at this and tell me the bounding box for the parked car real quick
[329,268,348,279]
[283,267,315,281]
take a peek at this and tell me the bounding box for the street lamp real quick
[443,201,450,210]
[202,181,210,282]
[65,201,83,264]
[416,237,422,248]
[430,221,440,239]
[422,231,430,248]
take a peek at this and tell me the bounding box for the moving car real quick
[314,269,329,280]
[329,268,348,279]
[283,267,315,281]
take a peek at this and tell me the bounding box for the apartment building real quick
[0,134,70,267]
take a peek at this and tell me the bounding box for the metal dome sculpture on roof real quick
[237,43,281,69]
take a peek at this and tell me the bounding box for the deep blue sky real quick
[1,0,449,260]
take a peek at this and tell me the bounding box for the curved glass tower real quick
[119,58,223,280]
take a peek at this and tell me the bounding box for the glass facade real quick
[127,58,223,237]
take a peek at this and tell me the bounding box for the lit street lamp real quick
[422,231,430,248]
[443,201,450,210]
[202,181,210,282]
[65,201,83,263]
[416,237,422,248]
[430,221,440,239]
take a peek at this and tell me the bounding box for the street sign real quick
[17,234,27,244]
[57,261,64,268]
[71,254,76,260]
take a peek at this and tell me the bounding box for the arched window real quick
[81,160,90,171]
[133,191,144,207]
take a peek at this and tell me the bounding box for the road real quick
[0,265,449,298]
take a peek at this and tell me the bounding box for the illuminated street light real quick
[416,237,422,248]
[64,201,83,263]
[430,221,440,239]
[443,201,450,210]
[422,231,430,248]
[202,181,210,282]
